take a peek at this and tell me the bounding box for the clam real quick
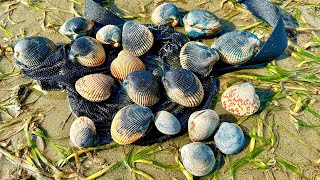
[110,50,146,81]
[68,36,106,67]
[96,25,121,47]
[183,9,222,38]
[188,109,220,142]
[111,104,154,145]
[122,21,154,56]
[70,116,96,148]
[180,142,216,176]
[211,30,260,65]
[221,82,260,116]
[155,111,181,135]
[14,36,57,67]
[214,122,245,154]
[151,3,180,27]
[75,73,114,102]
[180,41,219,77]
[162,68,204,107]
[59,17,94,41]
[123,70,160,106]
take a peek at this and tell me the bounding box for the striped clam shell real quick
[110,50,146,81]
[221,82,260,116]
[180,41,219,77]
[75,73,114,102]
[96,25,121,47]
[211,30,260,65]
[111,104,154,145]
[122,21,154,56]
[70,116,96,148]
[151,3,180,27]
[68,36,106,67]
[123,70,160,106]
[59,17,94,41]
[155,111,181,135]
[162,68,204,107]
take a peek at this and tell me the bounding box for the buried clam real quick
[96,25,121,47]
[70,116,96,148]
[59,17,94,41]
[151,3,180,27]
[155,111,181,135]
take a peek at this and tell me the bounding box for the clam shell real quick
[162,68,204,107]
[221,82,260,116]
[70,116,96,148]
[75,73,114,102]
[188,109,220,142]
[214,122,245,154]
[180,142,216,176]
[122,21,154,56]
[180,41,219,77]
[111,105,154,145]
[123,70,160,106]
[59,17,94,40]
[155,111,181,135]
[110,50,146,81]
[211,30,260,65]
[151,3,180,27]
[14,36,57,67]
[96,25,121,47]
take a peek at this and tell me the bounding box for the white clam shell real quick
[155,111,181,135]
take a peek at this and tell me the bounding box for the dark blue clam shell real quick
[59,17,94,41]
[151,3,180,27]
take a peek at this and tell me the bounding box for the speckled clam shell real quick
[180,41,219,77]
[151,3,180,27]
[180,142,216,176]
[14,36,57,67]
[188,109,220,142]
[183,9,222,38]
[59,17,94,40]
[123,70,160,106]
[68,36,106,67]
[96,25,121,47]
[221,82,260,116]
[162,68,204,107]
[75,73,114,102]
[111,105,154,145]
[155,111,181,135]
[122,21,154,56]
[70,116,96,148]
[211,30,260,65]
[110,50,146,81]
[214,122,245,154]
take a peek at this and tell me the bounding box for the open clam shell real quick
[70,116,96,148]
[96,25,121,47]
[155,111,181,135]
[151,3,180,27]
[59,17,94,41]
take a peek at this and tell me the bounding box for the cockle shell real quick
[122,21,154,56]
[123,70,160,106]
[155,111,181,135]
[151,3,180,27]
[180,41,219,77]
[211,30,260,65]
[110,50,146,81]
[68,36,106,67]
[59,17,94,40]
[70,116,96,148]
[214,122,245,154]
[14,36,57,67]
[111,105,154,145]
[188,109,220,142]
[221,82,260,116]
[96,25,121,47]
[75,73,114,102]
[162,68,204,107]
[180,142,216,176]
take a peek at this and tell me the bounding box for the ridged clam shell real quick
[110,50,146,81]
[188,109,220,142]
[75,73,114,102]
[183,9,222,38]
[211,30,260,65]
[14,36,57,67]
[68,36,106,67]
[70,116,96,148]
[96,25,121,47]
[151,3,180,27]
[180,41,219,77]
[221,82,260,116]
[123,70,160,106]
[162,68,204,107]
[59,17,94,40]
[111,105,154,145]
[214,122,245,154]
[122,21,154,56]
[155,111,181,135]
[180,142,216,176]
